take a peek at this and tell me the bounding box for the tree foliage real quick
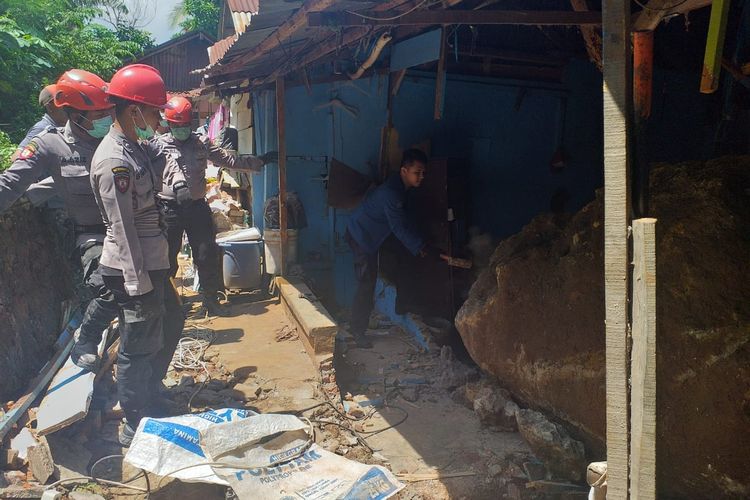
[171,0,222,39]
[0,0,154,154]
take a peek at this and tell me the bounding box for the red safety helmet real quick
[54,70,113,111]
[164,96,193,124]
[106,64,167,108]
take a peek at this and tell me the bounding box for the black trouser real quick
[346,231,378,337]
[150,277,185,390]
[104,270,170,425]
[76,240,119,348]
[162,199,223,296]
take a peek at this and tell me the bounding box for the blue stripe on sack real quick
[142,419,205,457]
[47,369,88,394]
[342,467,400,500]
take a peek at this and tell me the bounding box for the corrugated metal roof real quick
[205,0,380,75]
[204,0,304,71]
[209,35,238,66]
[228,0,260,14]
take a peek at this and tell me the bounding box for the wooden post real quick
[434,27,447,120]
[630,218,657,500]
[276,77,288,277]
[602,1,631,498]
[700,0,731,94]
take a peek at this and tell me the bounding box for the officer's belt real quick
[74,224,107,235]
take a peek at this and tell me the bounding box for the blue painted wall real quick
[251,59,605,308]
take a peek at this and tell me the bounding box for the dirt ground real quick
[4,256,586,499]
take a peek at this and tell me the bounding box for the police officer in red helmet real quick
[157,95,276,316]
[89,64,185,446]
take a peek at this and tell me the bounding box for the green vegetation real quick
[0,0,155,166]
[171,0,222,39]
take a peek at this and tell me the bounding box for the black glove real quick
[173,180,191,204]
[260,150,279,164]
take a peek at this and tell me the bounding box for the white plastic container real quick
[263,228,298,275]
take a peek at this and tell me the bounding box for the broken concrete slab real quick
[26,442,55,484]
[516,409,586,482]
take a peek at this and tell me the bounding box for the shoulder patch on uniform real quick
[18,141,38,160]
[112,166,131,194]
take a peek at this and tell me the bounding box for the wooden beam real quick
[632,0,711,32]
[570,0,603,71]
[630,218,657,500]
[457,47,567,66]
[434,27,447,120]
[308,10,602,27]
[700,0,731,94]
[258,27,371,85]
[602,0,631,498]
[276,77,288,277]
[211,0,336,78]
[209,0,411,79]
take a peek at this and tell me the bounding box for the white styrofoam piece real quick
[35,327,109,436]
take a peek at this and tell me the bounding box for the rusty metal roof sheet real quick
[209,35,238,66]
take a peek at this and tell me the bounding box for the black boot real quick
[70,338,101,372]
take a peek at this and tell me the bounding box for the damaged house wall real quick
[456,157,750,499]
[249,58,606,309]
[0,204,74,401]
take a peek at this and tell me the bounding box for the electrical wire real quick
[632,0,689,11]
[42,454,153,498]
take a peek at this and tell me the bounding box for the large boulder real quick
[455,156,750,498]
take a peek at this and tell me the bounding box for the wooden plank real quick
[35,326,110,436]
[307,10,602,27]
[700,0,731,94]
[602,0,631,498]
[630,218,657,500]
[94,338,121,383]
[434,27,447,120]
[0,315,81,442]
[632,0,711,32]
[276,77,288,277]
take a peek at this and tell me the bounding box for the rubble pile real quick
[205,182,248,232]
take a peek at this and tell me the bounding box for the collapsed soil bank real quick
[457,156,750,498]
[0,204,74,401]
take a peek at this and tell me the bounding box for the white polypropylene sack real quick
[124,408,255,485]
[200,414,404,500]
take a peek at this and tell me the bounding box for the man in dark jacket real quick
[345,149,445,347]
